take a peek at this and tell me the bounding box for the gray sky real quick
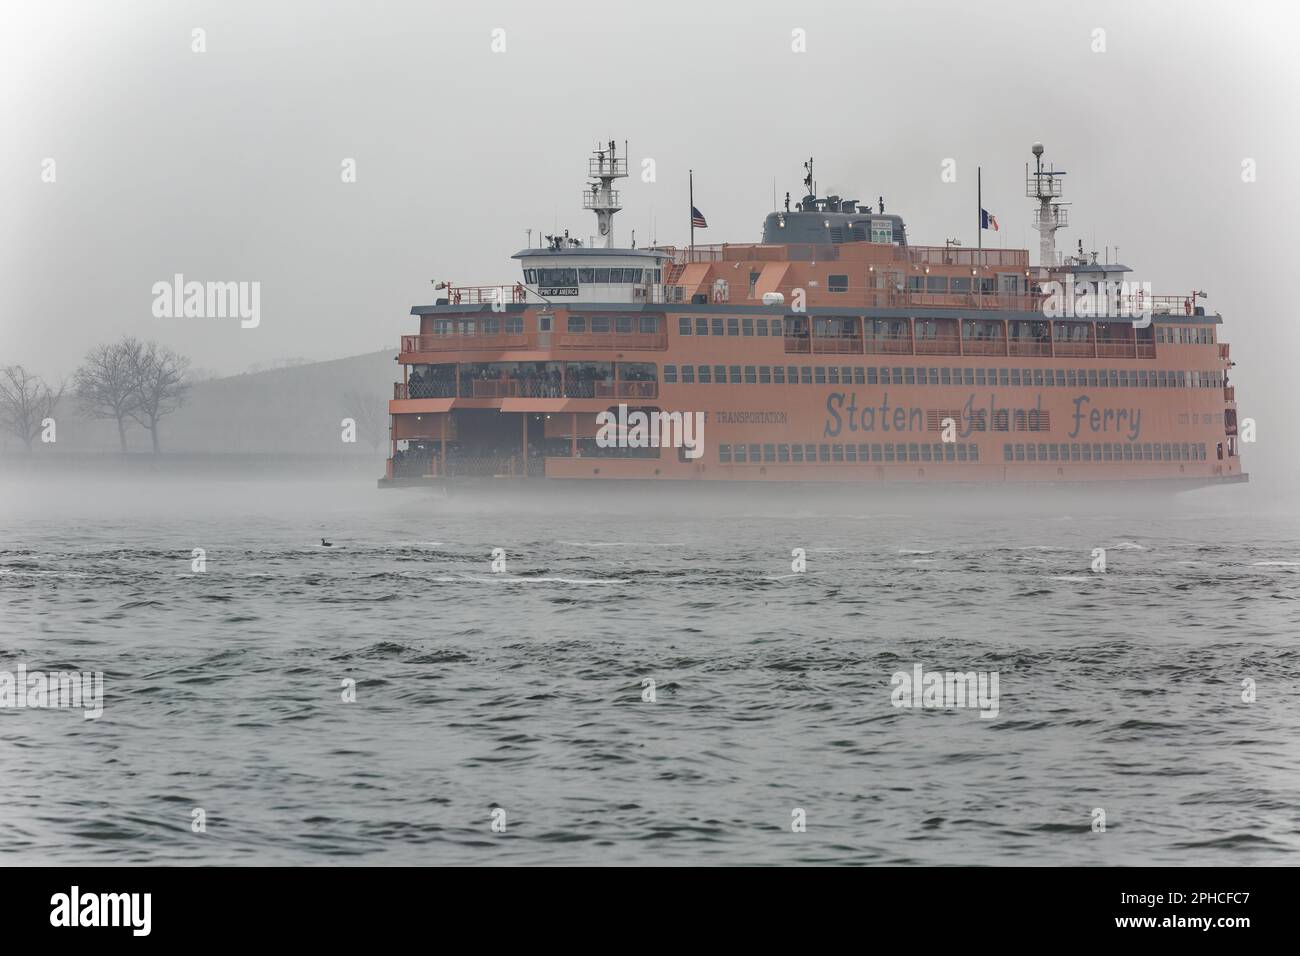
[3,0,1298,484]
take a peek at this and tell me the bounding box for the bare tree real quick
[74,338,141,452]
[0,365,65,452]
[127,341,190,453]
[343,388,386,452]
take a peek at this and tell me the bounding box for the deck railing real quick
[961,339,1007,356]
[1096,341,1138,359]
[594,381,659,399]
[906,247,1030,268]
[437,285,529,306]
[914,336,961,355]
[863,335,913,355]
[395,381,458,400]
[1008,340,1053,358]
[398,375,662,401]
[811,336,864,354]
[1052,340,1095,358]
[401,331,667,353]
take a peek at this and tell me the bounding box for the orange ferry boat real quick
[382,142,1245,487]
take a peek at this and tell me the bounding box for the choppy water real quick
[1,475,1298,865]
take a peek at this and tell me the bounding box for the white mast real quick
[583,139,628,249]
[1026,142,1069,268]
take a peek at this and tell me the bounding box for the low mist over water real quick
[2,475,1295,864]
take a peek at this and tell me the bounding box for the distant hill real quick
[6,350,397,456]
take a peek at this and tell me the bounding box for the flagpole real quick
[977,165,982,253]
[689,169,695,257]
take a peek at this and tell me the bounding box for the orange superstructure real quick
[381,143,1245,488]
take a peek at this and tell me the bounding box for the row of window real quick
[718,442,982,464]
[680,316,784,337]
[1002,443,1209,463]
[714,441,1212,465]
[662,364,1225,389]
[564,315,661,334]
[775,276,1006,295]
[1157,326,1215,345]
[432,317,525,336]
[524,268,662,285]
[675,315,1215,345]
[905,275,1002,294]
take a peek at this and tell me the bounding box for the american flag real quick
[691,206,708,229]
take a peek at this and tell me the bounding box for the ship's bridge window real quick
[538,268,579,286]
[871,220,893,243]
[828,274,849,292]
[950,277,971,293]
[575,268,647,283]
[927,276,948,293]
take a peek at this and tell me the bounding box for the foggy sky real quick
[3,0,1298,489]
